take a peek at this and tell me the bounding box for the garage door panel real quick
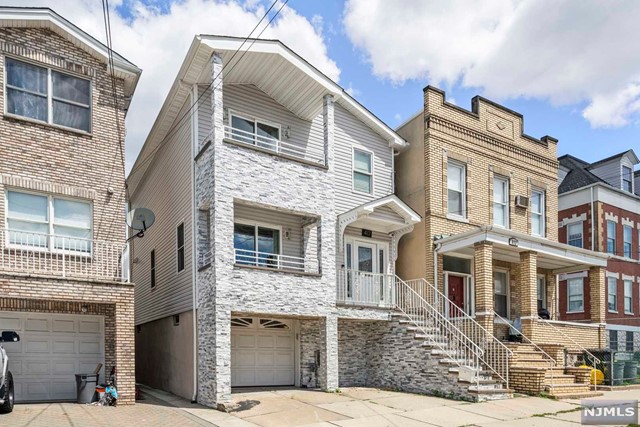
[273,369,294,384]
[274,351,293,367]
[79,340,101,354]
[53,340,76,354]
[275,335,293,349]
[25,318,50,332]
[0,312,104,402]
[255,351,274,367]
[53,319,76,333]
[235,334,256,348]
[235,350,256,366]
[256,335,274,348]
[232,369,256,387]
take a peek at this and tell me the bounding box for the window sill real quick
[608,310,619,314]
[566,310,585,314]
[233,263,322,277]
[446,214,469,224]
[4,113,92,137]
[223,138,328,169]
[625,312,634,315]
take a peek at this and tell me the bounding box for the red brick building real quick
[558,150,640,348]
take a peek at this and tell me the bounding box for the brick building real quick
[395,87,608,397]
[0,8,140,403]
[557,150,640,348]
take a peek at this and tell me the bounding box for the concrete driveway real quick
[3,386,639,427]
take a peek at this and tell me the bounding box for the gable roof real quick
[587,149,640,169]
[558,154,605,194]
[0,7,141,106]
[128,35,406,194]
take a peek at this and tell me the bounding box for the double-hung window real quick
[607,220,616,255]
[624,279,633,314]
[5,57,91,132]
[624,225,632,258]
[353,149,373,194]
[493,176,509,227]
[623,166,633,193]
[567,222,583,248]
[567,278,584,313]
[176,223,185,272]
[6,190,92,253]
[234,223,281,268]
[447,161,466,218]
[493,271,508,317]
[229,113,280,150]
[531,189,545,237]
[608,277,618,312]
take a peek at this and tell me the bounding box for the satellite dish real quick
[127,208,156,232]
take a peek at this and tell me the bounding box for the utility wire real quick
[127,0,288,183]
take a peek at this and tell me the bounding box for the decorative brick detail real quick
[0,174,97,200]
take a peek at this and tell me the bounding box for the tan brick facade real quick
[0,22,139,404]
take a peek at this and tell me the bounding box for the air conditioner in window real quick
[515,195,529,209]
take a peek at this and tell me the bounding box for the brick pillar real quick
[474,241,493,334]
[318,315,338,391]
[519,251,538,337]
[590,266,606,323]
[114,297,135,404]
[546,273,557,320]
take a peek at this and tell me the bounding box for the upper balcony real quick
[0,229,128,283]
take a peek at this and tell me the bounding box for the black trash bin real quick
[75,374,99,404]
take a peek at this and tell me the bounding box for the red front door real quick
[448,275,465,316]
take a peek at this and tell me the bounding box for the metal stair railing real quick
[537,317,601,391]
[492,310,557,387]
[402,278,512,388]
[395,276,486,390]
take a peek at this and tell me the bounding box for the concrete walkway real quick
[3,385,637,426]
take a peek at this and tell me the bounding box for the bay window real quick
[353,148,373,194]
[5,57,91,132]
[447,161,466,217]
[531,189,545,237]
[493,176,509,227]
[567,278,584,313]
[6,190,92,253]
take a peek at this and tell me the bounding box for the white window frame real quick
[537,275,546,310]
[623,225,633,258]
[608,276,618,313]
[567,277,584,313]
[622,165,633,193]
[567,222,583,248]
[4,189,93,255]
[624,279,633,315]
[352,147,374,195]
[493,269,509,318]
[344,236,389,275]
[531,188,545,237]
[607,220,617,255]
[176,222,185,273]
[228,110,281,147]
[233,219,283,265]
[493,175,509,228]
[4,55,92,133]
[447,160,466,219]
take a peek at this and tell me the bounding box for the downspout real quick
[190,84,199,403]
[590,186,595,251]
[433,240,441,293]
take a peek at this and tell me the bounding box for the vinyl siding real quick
[234,203,304,259]
[590,159,624,190]
[131,97,193,325]
[334,103,394,214]
[223,83,324,157]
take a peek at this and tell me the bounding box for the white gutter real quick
[190,84,199,403]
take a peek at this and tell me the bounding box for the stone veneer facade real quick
[0,23,138,403]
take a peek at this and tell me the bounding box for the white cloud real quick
[345,82,360,97]
[343,0,640,129]
[4,0,339,172]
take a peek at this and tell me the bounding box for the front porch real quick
[435,226,609,348]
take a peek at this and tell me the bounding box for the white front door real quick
[0,311,105,402]
[355,241,377,274]
[231,317,295,387]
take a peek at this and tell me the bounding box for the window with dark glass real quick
[610,329,618,351]
[607,220,616,255]
[493,271,508,317]
[447,161,466,217]
[567,222,583,248]
[624,225,632,258]
[233,223,280,267]
[6,57,91,132]
[608,277,617,312]
[177,223,185,272]
[150,249,156,288]
[568,278,584,312]
[623,166,633,192]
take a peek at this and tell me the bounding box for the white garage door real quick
[0,311,105,402]
[231,317,295,387]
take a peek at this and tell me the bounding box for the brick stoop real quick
[506,343,602,399]
[394,315,513,401]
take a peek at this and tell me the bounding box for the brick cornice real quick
[0,174,97,200]
[426,114,558,170]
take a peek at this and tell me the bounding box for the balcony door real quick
[344,239,389,305]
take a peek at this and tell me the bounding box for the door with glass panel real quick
[344,240,388,305]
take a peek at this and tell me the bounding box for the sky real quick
[4,0,640,173]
